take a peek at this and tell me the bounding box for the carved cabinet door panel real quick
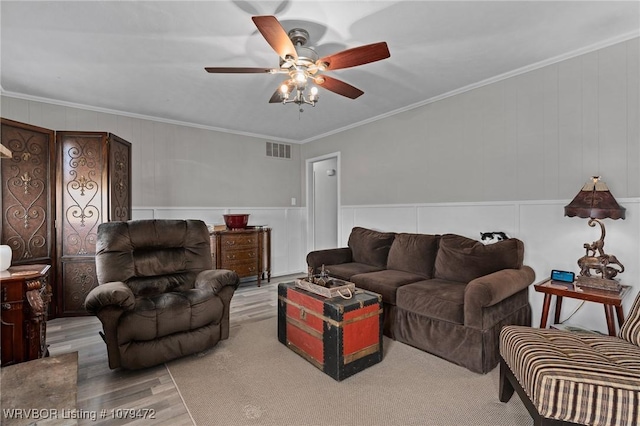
[56,132,131,315]
[60,259,97,316]
[0,119,56,265]
[108,135,131,222]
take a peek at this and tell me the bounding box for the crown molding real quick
[0,90,300,144]
[3,32,638,145]
[299,31,640,144]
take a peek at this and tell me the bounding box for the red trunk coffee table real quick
[277,281,383,381]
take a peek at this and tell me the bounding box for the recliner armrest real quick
[306,247,353,274]
[195,269,240,294]
[84,281,135,315]
[464,266,535,328]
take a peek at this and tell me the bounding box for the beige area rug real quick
[167,318,531,426]
[1,352,78,426]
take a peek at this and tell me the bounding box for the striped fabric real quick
[620,293,640,346]
[500,326,640,426]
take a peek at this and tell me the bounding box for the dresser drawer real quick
[224,261,260,277]
[220,248,258,262]
[221,234,258,249]
[1,283,22,303]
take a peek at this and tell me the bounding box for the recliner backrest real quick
[95,219,212,297]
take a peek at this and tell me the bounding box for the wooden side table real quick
[534,279,631,336]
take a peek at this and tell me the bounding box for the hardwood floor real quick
[46,275,295,425]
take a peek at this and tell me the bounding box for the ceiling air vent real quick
[266,142,291,159]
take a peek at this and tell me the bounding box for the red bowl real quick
[223,214,250,229]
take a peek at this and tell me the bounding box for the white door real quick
[307,154,339,251]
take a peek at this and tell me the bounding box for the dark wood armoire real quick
[1,120,131,318]
[56,132,131,315]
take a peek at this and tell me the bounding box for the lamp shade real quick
[564,176,625,220]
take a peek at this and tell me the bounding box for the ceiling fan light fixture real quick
[205,15,391,109]
[294,70,306,84]
[309,86,319,102]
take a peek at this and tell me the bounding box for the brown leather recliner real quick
[85,219,239,369]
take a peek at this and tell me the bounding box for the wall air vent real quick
[266,142,291,159]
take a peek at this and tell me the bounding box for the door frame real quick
[306,152,341,254]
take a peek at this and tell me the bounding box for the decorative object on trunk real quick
[564,176,625,292]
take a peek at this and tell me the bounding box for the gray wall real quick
[299,37,640,334]
[301,38,640,205]
[0,98,302,208]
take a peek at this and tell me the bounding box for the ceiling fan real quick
[205,15,390,107]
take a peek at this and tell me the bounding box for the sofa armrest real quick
[195,269,240,294]
[464,266,535,328]
[85,281,135,315]
[306,247,353,274]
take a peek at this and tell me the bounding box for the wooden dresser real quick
[210,227,271,286]
[1,264,51,366]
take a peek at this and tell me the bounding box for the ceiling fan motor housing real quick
[288,28,310,46]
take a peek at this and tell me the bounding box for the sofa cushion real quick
[348,227,396,268]
[619,291,640,346]
[325,262,383,281]
[350,270,427,305]
[395,279,467,324]
[434,234,523,283]
[387,233,440,278]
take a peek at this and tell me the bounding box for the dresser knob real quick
[2,303,11,311]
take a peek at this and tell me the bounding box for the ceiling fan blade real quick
[252,15,297,61]
[205,67,275,73]
[318,42,390,71]
[269,89,283,103]
[316,75,364,99]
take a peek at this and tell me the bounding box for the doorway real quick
[306,153,340,252]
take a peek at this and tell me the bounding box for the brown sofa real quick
[307,227,535,373]
[85,219,239,369]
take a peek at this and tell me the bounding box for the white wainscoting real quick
[341,199,640,334]
[132,207,308,278]
[133,200,639,334]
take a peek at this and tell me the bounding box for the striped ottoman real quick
[499,326,640,425]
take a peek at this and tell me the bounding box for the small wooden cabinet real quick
[210,227,271,286]
[1,264,51,366]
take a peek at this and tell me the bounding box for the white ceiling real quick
[1,1,639,143]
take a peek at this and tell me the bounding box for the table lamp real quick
[564,176,625,292]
